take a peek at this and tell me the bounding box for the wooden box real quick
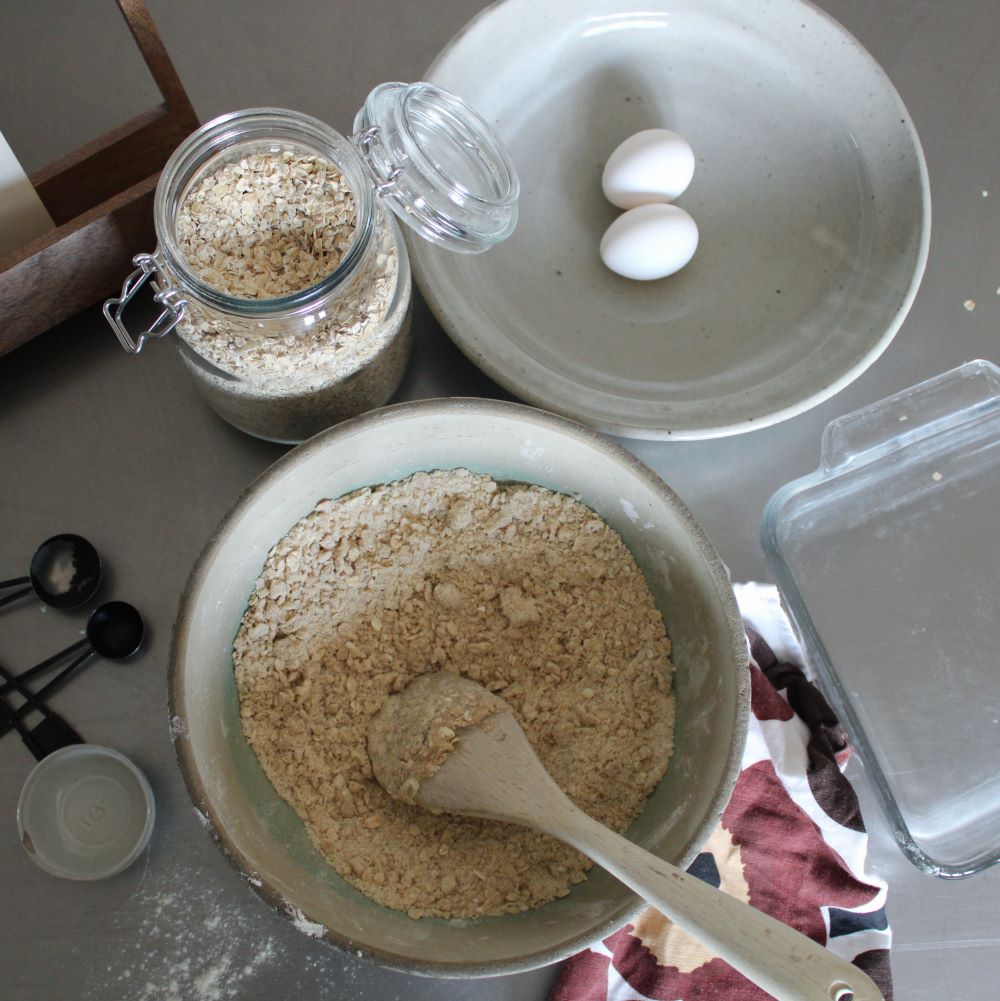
[0,0,198,357]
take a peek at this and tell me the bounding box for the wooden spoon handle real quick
[549,805,883,1001]
[412,705,882,1001]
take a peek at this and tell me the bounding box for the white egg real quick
[602,129,695,209]
[600,204,699,281]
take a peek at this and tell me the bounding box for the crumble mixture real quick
[234,469,674,918]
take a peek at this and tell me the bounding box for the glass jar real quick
[104,83,518,443]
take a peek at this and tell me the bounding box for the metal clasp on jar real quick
[103,252,189,354]
[353,126,406,196]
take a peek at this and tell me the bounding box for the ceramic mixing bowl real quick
[169,399,749,976]
[410,0,930,439]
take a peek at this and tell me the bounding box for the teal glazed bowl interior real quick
[169,399,749,976]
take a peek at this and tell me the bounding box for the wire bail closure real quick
[103,253,189,354]
[353,125,406,196]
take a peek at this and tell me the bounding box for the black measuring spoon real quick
[0,668,84,759]
[0,692,47,760]
[0,602,144,739]
[0,534,102,610]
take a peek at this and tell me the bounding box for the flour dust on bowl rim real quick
[411,0,930,439]
[168,398,749,976]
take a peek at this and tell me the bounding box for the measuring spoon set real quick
[0,535,144,761]
[2,535,157,882]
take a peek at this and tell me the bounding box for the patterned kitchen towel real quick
[551,581,892,1001]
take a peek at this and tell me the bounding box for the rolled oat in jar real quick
[105,87,519,443]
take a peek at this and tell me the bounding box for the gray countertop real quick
[2,1,998,998]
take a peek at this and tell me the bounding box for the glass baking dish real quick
[762,360,1000,878]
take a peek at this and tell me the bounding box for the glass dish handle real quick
[103,253,188,354]
[820,359,1000,474]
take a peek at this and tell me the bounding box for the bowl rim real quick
[168,397,750,977]
[411,0,932,440]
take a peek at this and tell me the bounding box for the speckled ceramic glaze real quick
[411,0,930,439]
[169,399,749,976]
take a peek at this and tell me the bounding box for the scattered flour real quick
[519,439,545,461]
[81,853,392,1001]
[88,879,280,1001]
[289,907,327,939]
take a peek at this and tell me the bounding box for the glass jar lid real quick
[353,82,519,254]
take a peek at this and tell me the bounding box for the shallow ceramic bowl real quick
[169,399,749,976]
[411,0,930,438]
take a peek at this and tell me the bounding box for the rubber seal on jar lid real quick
[352,82,519,254]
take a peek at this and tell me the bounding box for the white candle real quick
[0,129,55,258]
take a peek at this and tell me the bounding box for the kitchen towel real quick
[552,581,892,1001]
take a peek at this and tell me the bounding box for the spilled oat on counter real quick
[234,469,675,919]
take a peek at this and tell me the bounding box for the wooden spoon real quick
[369,673,883,1001]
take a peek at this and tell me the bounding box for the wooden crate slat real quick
[0,0,198,359]
[31,105,190,226]
[0,175,159,356]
